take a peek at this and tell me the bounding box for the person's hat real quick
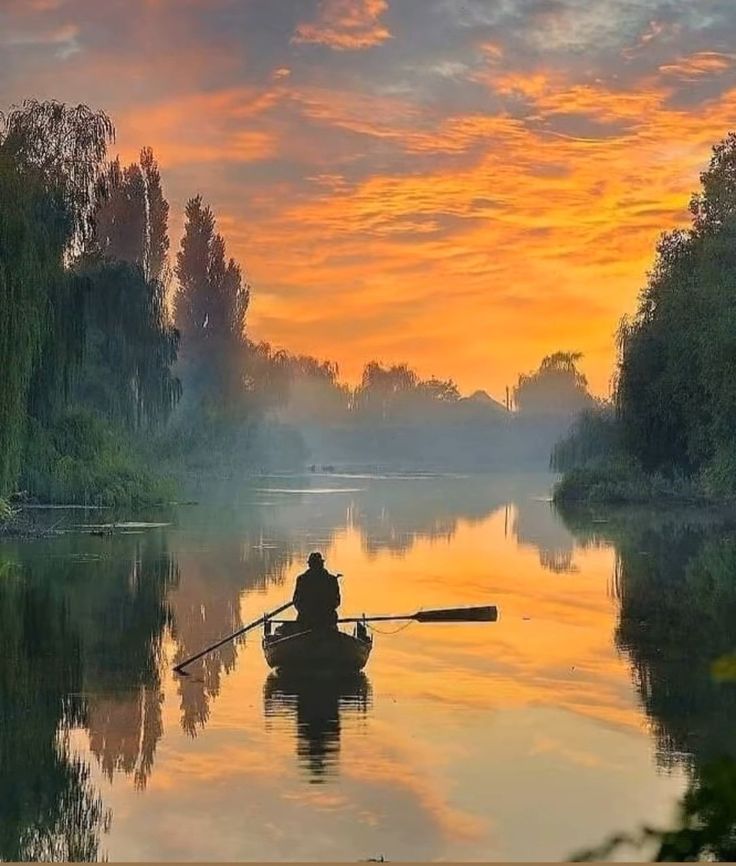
[307,551,324,566]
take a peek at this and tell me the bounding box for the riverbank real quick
[552,459,736,507]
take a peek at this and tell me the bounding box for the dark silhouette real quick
[292,552,340,630]
[263,672,370,783]
[555,132,736,503]
[560,507,736,860]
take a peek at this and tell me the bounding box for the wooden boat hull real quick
[262,627,372,674]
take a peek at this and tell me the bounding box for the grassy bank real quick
[552,460,698,506]
[550,406,736,506]
[19,408,175,508]
[552,457,736,507]
[9,407,310,511]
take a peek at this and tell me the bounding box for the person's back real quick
[293,552,340,630]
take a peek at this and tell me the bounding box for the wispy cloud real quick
[660,51,736,80]
[292,0,392,50]
[2,0,736,394]
[2,22,80,58]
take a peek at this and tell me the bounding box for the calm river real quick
[2,472,734,861]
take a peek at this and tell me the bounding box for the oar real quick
[336,604,498,624]
[173,600,294,675]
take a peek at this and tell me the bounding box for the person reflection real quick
[263,673,371,783]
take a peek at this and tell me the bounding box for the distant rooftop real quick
[467,389,494,402]
[461,389,507,412]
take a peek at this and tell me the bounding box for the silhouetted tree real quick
[514,351,594,416]
[173,196,250,406]
[94,147,170,284]
[352,362,459,421]
[617,132,736,489]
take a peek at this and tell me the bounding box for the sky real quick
[2,0,736,398]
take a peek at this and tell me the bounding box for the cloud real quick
[292,0,392,50]
[3,0,736,394]
[1,22,80,58]
[659,51,736,80]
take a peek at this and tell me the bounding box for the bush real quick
[550,405,622,473]
[553,460,647,505]
[553,458,697,506]
[20,408,175,506]
[551,406,704,505]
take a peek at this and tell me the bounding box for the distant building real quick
[457,390,508,417]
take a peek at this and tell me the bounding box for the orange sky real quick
[3,0,736,397]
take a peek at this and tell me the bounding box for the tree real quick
[353,362,418,420]
[1,99,114,253]
[617,131,736,482]
[0,100,114,495]
[264,351,350,424]
[173,196,250,406]
[73,260,181,431]
[351,362,461,422]
[81,145,180,430]
[513,351,594,416]
[94,147,170,284]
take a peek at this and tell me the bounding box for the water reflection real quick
[512,497,577,573]
[0,474,581,861]
[263,672,371,783]
[558,506,736,778]
[0,530,176,859]
[8,473,716,860]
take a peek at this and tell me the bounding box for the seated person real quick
[292,551,340,631]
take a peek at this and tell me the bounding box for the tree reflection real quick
[513,496,577,573]
[353,476,509,558]
[0,529,177,859]
[0,474,579,859]
[0,557,106,860]
[168,499,323,735]
[559,505,736,862]
[614,526,736,769]
[263,672,371,783]
[558,506,736,771]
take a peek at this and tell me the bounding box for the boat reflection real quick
[263,672,371,783]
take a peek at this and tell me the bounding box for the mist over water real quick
[4,472,733,860]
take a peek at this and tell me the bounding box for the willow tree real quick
[513,352,594,416]
[1,100,114,252]
[0,155,59,493]
[0,100,114,494]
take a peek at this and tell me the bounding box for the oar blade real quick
[415,605,498,623]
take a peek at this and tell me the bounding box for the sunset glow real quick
[3,0,735,395]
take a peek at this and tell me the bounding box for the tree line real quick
[554,130,736,503]
[0,98,596,507]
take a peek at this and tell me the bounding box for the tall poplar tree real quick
[80,145,180,430]
[94,147,169,284]
[173,196,250,406]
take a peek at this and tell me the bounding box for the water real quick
[2,472,734,861]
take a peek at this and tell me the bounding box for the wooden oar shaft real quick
[337,605,498,624]
[173,600,294,674]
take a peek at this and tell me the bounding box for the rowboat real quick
[174,601,496,677]
[262,622,373,675]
